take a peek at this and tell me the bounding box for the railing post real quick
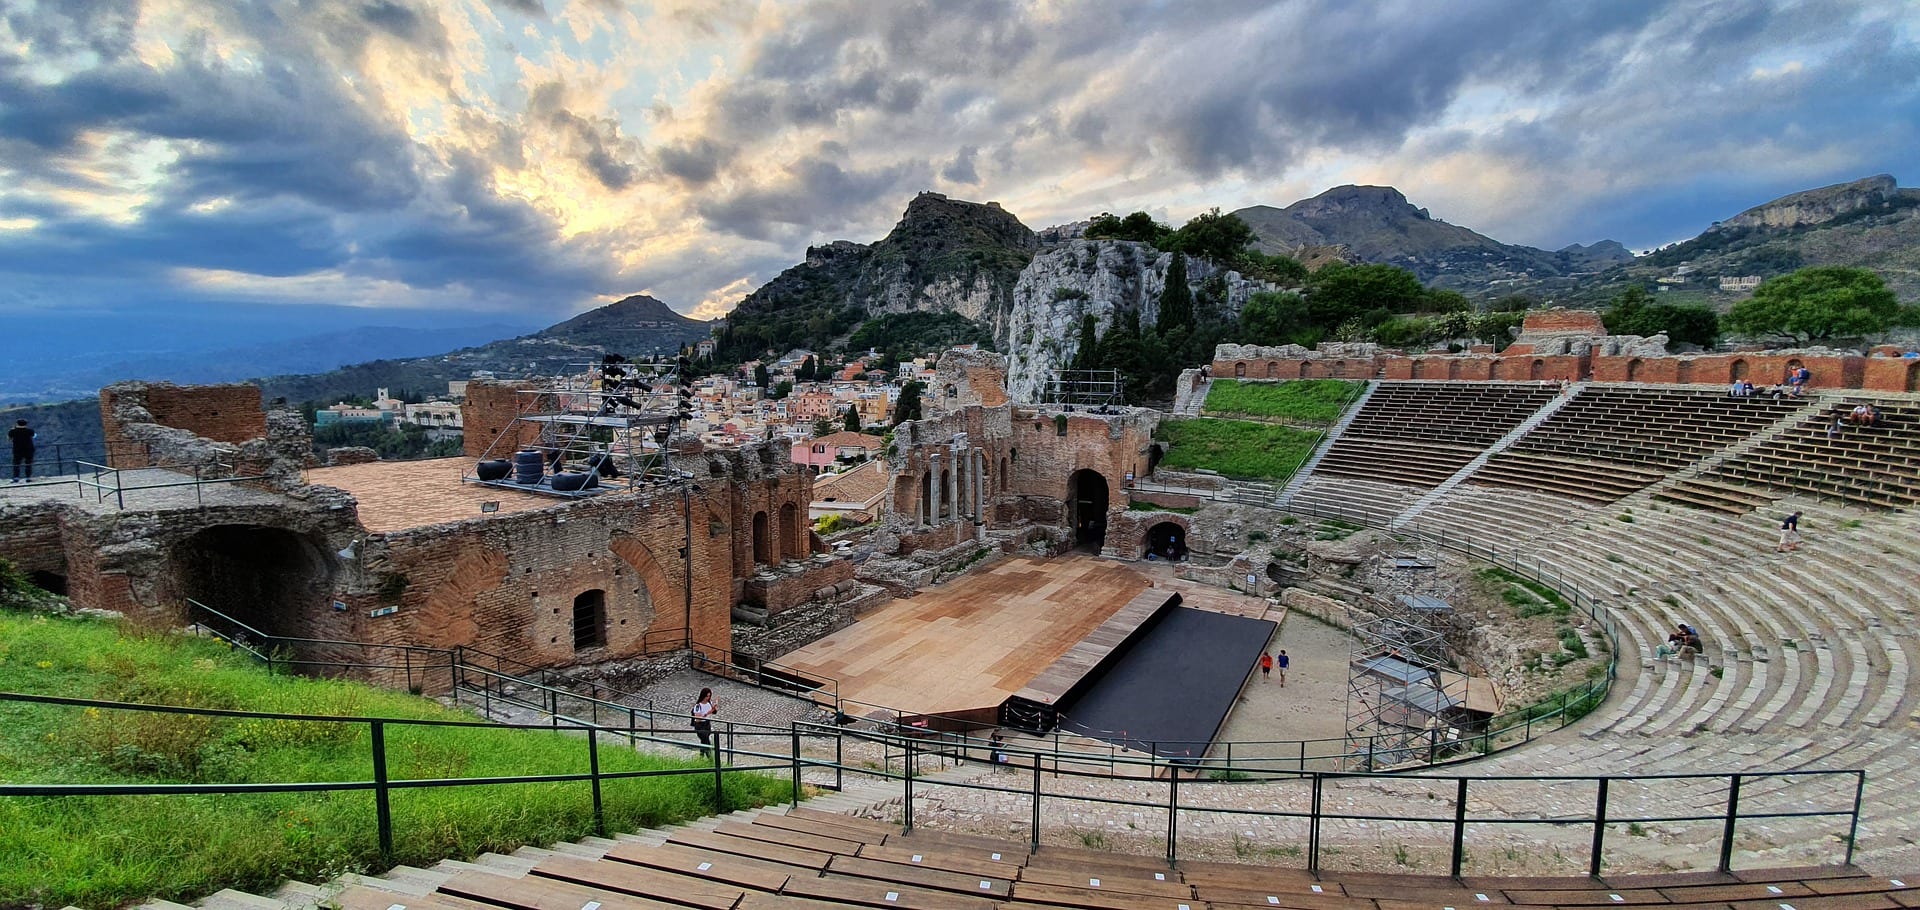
[1450,777,1468,878]
[371,720,393,860]
[1589,777,1609,877]
[711,728,726,814]
[1718,774,1742,873]
[1308,773,1323,875]
[588,727,605,837]
[449,648,460,706]
[903,738,915,832]
[1166,762,1180,863]
[791,726,802,809]
[1031,756,1043,852]
[1846,770,1865,866]
[835,729,843,792]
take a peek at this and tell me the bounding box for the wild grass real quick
[1154,418,1321,481]
[1201,379,1359,425]
[0,609,790,909]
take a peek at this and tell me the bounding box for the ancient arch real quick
[1066,468,1110,551]
[1730,359,1749,381]
[1627,359,1644,382]
[571,589,606,651]
[1297,361,1310,379]
[1447,360,1461,380]
[751,510,771,565]
[1908,361,1919,393]
[779,501,802,560]
[920,471,933,523]
[1234,362,1247,378]
[1145,520,1189,560]
[1266,362,1282,379]
[1530,359,1546,380]
[171,525,334,638]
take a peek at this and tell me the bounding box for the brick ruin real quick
[1,381,852,691]
[1212,309,1920,391]
[0,362,1210,693]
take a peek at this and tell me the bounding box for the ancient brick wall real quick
[1006,410,1155,511]
[0,504,67,579]
[1519,310,1607,336]
[1105,511,1192,561]
[461,380,549,460]
[742,558,855,614]
[100,382,268,467]
[1864,356,1920,393]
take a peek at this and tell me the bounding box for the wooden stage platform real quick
[779,554,1151,718]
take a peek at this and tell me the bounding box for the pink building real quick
[790,431,885,474]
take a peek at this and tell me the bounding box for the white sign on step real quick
[696,863,711,871]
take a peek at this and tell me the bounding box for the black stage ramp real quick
[1055,606,1277,760]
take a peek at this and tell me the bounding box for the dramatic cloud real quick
[0,0,1915,331]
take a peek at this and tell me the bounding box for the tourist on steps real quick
[1778,512,1802,552]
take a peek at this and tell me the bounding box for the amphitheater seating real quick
[1662,398,1920,511]
[1314,383,1559,487]
[1468,387,1807,503]
[310,805,1915,910]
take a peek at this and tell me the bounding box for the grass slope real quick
[1200,379,1360,425]
[0,609,789,909]
[1156,418,1323,481]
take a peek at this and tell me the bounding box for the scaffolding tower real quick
[1341,555,1457,770]
[462,356,695,498]
[1046,368,1126,409]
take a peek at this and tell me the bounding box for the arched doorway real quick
[939,469,951,521]
[779,502,801,560]
[1234,362,1247,378]
[172,525,333,638]
[1729,359,1749,381]
[1266,362,1281,379]
[572,590,606,651]
[751,511,771,565]
[1066,469,1110,552]
[1530,359,1546,380]
[1907,361,1919,393]
[920,471,933,523]
[1145,522,1187,560]
[1626,358,1643,381]
[28,571,67,596]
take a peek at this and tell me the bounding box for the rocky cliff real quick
[1001,240,1272,402]
[1721,175,1901,231]
[721,193,1037,355]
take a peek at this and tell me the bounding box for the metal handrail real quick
[2,690,1857,877]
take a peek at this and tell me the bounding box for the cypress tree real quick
[1159,252,1192,332]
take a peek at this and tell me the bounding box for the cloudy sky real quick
[2,0,1916,329]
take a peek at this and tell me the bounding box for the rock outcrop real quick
[1001,241,1272,402]
[1721,175,1900,231]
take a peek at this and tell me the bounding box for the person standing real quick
[1276,650,1290,687]
[1259,652,1273,681]
[691,687,718,756]
[1778,512,1802,552]
[8,419,33,483]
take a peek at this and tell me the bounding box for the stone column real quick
[946,452,960,522]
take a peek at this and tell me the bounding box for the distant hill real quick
[6,294,716,463]
[1231,186,1596,292]
[717,192,1036,358]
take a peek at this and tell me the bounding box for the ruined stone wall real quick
[461,380,550,460]
[0,503,68,580]
[1590,350,1867,388]
[100,382,268,468]
[929,348,1010,413]
[1006,409,1156,512]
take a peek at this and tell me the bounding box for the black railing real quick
[0,690,1866,877]
[0,440,150,480]
[0,691,795,861]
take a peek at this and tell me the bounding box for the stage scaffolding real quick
[1046,369,1126,409]
[462,357,694,499]
[1341,555,1459,770]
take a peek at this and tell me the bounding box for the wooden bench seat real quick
[524,857,746,908]
[1009,879,1207,910]
[756,812,891,845]
[785,872,1002,910]
[711,819,865,855]
[827,854,1013,898]
[602,842,799,891]
[1018,864,1193,898]
[447,867,703,910]
[664,827,835,869]
[332,885,498,910]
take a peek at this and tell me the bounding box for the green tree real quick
[1239,291,1306,346]
[1072,313,1100,370]
[1725,266,1909,343]
[843,406,862,432]
[1159,253,1192,332]
[772,380,793,400]
[1085,211,1172,245]
[1167,208,1255,262]
[753,363,770,389]
[1305,262,1427,328]
[797,356,816,382]
[891,381,924,425]
[1603,286,1719,347]
[812,416,834,437]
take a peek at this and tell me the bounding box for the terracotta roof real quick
[812,460,888,506]
[809,431,885,448]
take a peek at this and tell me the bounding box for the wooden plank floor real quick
[306,457,553,532]
[781,555,1150,716]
